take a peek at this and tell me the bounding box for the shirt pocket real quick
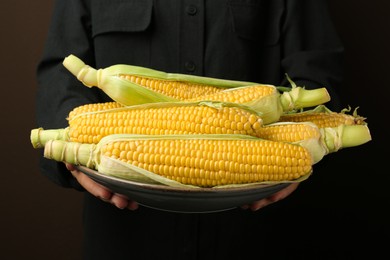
[228,0,283,45]
[91,0,153,37]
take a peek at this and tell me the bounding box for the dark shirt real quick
[35,0,344,259]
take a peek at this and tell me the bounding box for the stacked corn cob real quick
[30,55,372,188]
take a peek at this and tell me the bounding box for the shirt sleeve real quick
[35,0,108,190]
[281,0,344,110]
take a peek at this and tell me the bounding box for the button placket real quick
[180,0,204,75]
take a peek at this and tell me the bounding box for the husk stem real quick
[277,75,330,112]
[320,124,371,152]
[279,87,331,112]
[30,128,69,148]
[44,139,96,168]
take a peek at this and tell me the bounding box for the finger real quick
[127,200,139,211]
[111,193,139,211]
[65,162,77,172]
[110,193,129,209]
[243,183,300,211]
[67,164,113,201]
[65,163,138,210]
[240,197,273,211]
[248,198,273,211]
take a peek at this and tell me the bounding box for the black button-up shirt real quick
[37,0,343,188]
[35,1,344,259]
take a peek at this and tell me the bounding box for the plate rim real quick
[77,165,290,194]
[77,166,291,213]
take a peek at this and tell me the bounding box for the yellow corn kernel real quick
[119,74,223,100]
[186,85,276,103]
[257,122,321,143]
[68,102,123,121]
[68,103,264,144]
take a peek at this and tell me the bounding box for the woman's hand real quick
[65,163,139,210]
[241,183,299,211]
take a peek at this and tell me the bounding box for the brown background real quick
[1,1,388,259]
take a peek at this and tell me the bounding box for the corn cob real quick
[171,80,330,124]
[63,55,331,124]
[187,79,331,122]
[256,121,372,163]
[258,122,322,143]
[63,54,256,106]
[30,101,264,148]
[43,134,313,188]
[278,105,366,128]
[275,105,371,155]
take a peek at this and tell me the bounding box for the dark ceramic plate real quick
[78,166,289,213]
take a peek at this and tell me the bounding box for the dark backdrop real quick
[1,1,388,259]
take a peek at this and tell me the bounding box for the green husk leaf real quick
[197,84,282,124]
[244,91,283,124]
[105,64,258,87]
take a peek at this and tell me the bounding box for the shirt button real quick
[185,61,196,72]
[186,5,197,16]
